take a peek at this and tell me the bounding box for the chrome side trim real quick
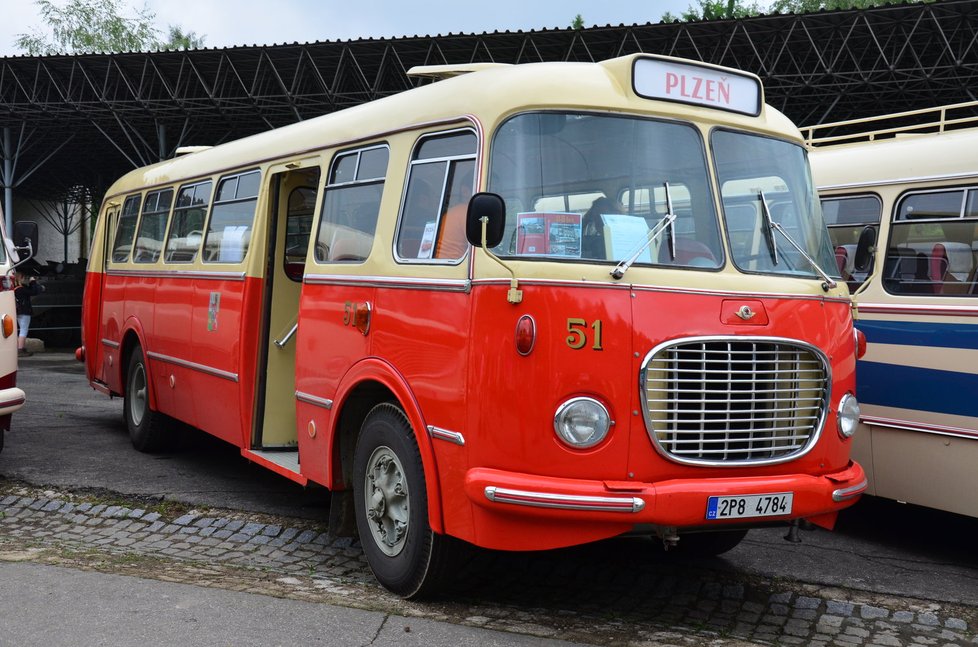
[469,277,851,304]
[295,391,333,410]
[484,486,645,513]
[818,170,978,192]
[145,351,239,383]
[862,415,978,441]
[427,425,465,446]
[304,274,471,292]
[856,303,978,318]
[105,269,247,281]
[832,479,868,502]
[101,338,121,349]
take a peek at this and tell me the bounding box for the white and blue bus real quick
[807,102,978,518]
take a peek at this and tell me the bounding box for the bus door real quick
[252,162,321,469]
[89,202,119,386]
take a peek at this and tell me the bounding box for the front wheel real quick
[124,346,168,452]
[353,403,454,598]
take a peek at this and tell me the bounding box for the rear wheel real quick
[124,346,168,452]
[353,403,454,598]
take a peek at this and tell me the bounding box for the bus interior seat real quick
[930,242,974,294]
[885,247,932,293]
[834,245,855,281]
[658,238,716,266]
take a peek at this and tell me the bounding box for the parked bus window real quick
[110,195,143,263]
[133,189,173,263]
[164,181,212,263]
[820,195,882,288]
[395,130,477,262]
[885,187,978,296]
[203,169,261,263]
[489,112,723,267]
[315,145,389,263]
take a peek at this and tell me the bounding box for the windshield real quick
[488,112,723,269]
[712,130,838,279]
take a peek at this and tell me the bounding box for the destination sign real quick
[632,56,762,116]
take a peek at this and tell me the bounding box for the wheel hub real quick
[364,446,409,556]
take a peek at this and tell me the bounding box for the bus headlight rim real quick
[554,397,612,449]
[837,392,860,439]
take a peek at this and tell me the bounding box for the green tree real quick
[770,0,934,12]
[16,0,205,55]
[571,14,585,29]
[663,0,762,21]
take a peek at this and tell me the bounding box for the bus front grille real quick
[641,337,829,466]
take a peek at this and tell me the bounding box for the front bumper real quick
[464,462,866,540]
[0,387,26,416]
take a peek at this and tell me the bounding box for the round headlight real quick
[837,392,860,439]
[554,397,611,448]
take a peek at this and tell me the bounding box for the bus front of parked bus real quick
[447,56,866,559]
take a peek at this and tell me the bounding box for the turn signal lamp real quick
[515,315,536,356]
[1,314,12,338]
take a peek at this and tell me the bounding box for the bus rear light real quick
[515,315,536,356]
[1,315,12,338]
[854,328,867,359]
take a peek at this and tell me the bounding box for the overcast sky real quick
[0,0,743,56]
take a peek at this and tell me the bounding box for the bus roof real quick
[103,54,799,201]
[809,126,978,191]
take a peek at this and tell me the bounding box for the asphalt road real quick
[4,352,978,608]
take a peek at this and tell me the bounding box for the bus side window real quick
[886,188,977,296]
[165,181,212,264]
[315,145,389,264]
[284,186,315,279]
[110,194,143,263]
[203,170,260,264]
[395,130,478,262]
[133,188,173,263]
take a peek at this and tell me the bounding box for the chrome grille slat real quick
[641,337,829,467]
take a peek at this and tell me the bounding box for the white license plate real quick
[706,492,793,520]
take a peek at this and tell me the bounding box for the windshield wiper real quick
[757,190,837,291]
[611,182,677,280]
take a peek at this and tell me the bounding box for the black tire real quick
[673,529,749,556]
[353,403,454,599]
[124,347,168,452]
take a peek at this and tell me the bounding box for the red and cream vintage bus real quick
[79,54,866,597]
[0,209,31,454]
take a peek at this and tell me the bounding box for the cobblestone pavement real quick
[1,481,975,647]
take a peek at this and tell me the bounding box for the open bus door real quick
[247,160,321,482]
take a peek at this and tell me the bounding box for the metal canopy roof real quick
[1,0,976,201]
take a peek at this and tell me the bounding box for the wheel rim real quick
[363,445,409,557]
[128,362,147,427]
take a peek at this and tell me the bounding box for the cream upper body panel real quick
[92,54,831,296]
[810,128,978,192]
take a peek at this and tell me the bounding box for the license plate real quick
[706,492,793,520]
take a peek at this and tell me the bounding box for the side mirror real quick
[853,225,876,273]
[466,193,506,249]
[12,221,39,258]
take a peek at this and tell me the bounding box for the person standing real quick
[15,272,44,357]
